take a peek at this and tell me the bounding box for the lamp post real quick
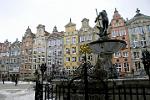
[40,63,47,84]
[34,69,41,100]
[80,44,92,100]
[35,63,47,100]
[51,64,55,81]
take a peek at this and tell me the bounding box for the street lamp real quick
[51,64,55,81]
[34,63,47,100]
[67,44,92,100]
[40,63,47,83]
[79,44,92,100]
[34,69,42,100]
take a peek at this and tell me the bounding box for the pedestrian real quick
[2,78,5,84]
[15,77,18,86]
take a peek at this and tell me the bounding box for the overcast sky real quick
[0,0,150,43]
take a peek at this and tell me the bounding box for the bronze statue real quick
[95,9,109,39]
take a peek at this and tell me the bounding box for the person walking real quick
[15,77,18,86]
[2,78,5,84]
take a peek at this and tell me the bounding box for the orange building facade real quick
[109,9,132,77]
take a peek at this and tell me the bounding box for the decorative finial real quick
[136,8,140,14]
[26,26,31,33]
[53,25,58,33]
[70,18,71,22]
[114,8,118,13]
[16,38,18,41]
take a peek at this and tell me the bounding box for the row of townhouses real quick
[0,9,150,80]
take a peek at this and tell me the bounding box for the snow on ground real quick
[0,81,34,84]
[0,88,35,100]
[0,81,35,100]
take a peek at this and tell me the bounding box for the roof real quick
[44,31,50,36]
[48,31,64,39]
[81,18,89,22]
[65,18,76,27]
[126,8,150,25]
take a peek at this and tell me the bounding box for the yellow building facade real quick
[64,19,79,75]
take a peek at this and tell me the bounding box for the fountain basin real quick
[89,39,126,54]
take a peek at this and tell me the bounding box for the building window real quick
[66,48,70,54]
[79,36,86,42]
[111,30,116,37]
[130,28,136,35]
[147,25,150,32]
[119,29,126,36]
[79,36,82,42]
[34,65,36,69]
[124,62,129,72]
[14,59,16,63]
[133,52,139,59]
[66,57,70,62]
[88,55,92,60]
[115,63,121,72]
[87,35,92,41]
[42,58,45,61]
[80,35,86,42]
[72,37,76,44]
[114,52,121,58]
[72,57,76,62]
[33,59,36,63]
[115,30,119,36]
[58,51,62,56]
[141,40,147,47]
[138,27,145,35]
[132,40,139,48]
[83,28,88,32]
[66,37,70,44]
[72,47,76,53]
[135,61,141,71]
[122,52,128,57]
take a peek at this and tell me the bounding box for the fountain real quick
[89,9,126,79]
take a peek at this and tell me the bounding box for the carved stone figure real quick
[95,10,109,39]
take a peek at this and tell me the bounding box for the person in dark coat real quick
[15,77,18,86]
[2,78,5,84]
